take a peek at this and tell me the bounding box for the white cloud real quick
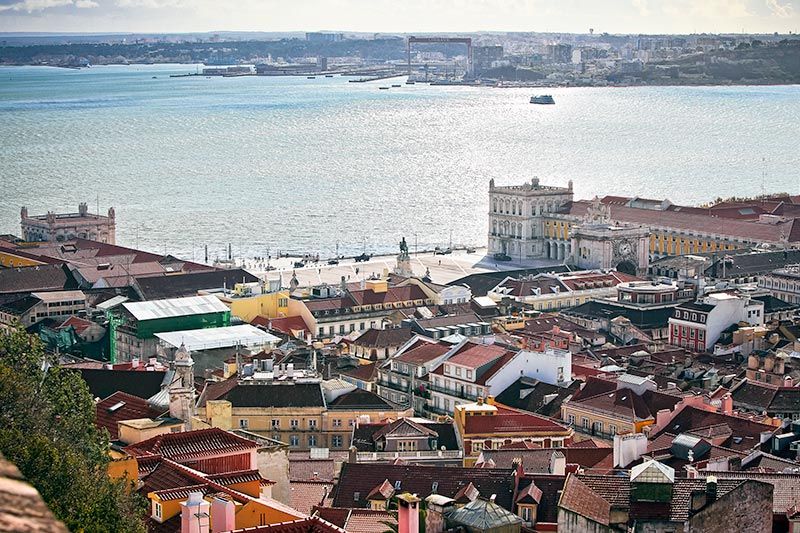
[75,0,98,7]
[0,0,72,12]
[765,0,794,17]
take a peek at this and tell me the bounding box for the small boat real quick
[530,95,555,105]
[379,86,390,90]
[307,76,316,79]
[151,76,157,79]
[391,84,401,88]
[406,80,416,85]
[325,74,334,78]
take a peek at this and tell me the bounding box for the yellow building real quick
[560,375,683,439]
[146,460,301,531]
[204,284,292,323]
[199,381,412,450]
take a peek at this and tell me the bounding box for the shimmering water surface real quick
[1,64,798,258]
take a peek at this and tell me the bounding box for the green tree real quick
[0,327,146,532]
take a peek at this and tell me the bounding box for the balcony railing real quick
[355,449,462,462]
[378,380,411,393]
[428,382,480,402]
[424,403,452,416]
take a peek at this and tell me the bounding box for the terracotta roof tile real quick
[463,411,569,435]
[125,428,258,462]
[332,463,516,510]
[95,391,166,439]
[559,475,611,526]
[290,481,333,515]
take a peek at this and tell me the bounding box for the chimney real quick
[180,492,210,533]
[720,394,733,415]
[706,475,718,502]
[549,452,566,476]
[397,493,420,533]
[210,495,235,533]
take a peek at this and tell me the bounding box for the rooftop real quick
[125,427,258,462]
[154,324,280,351]
[122,294,229,321]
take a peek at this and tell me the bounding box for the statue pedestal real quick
[395,252,413,277]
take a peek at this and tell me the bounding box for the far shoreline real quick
[0,63,798,89]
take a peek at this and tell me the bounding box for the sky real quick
[0,0,798,35]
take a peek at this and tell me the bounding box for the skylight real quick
[108,401,125,413]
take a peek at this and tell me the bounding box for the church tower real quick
[169,343,196,426]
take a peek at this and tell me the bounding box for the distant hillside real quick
[642,40,800,84]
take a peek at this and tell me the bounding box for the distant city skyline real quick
[0,0,798,35]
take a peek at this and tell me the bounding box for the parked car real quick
[434,247,452,255]
[466,247,476,254]
[327,258,339,265]
[293,261,305,268]
[355,253,371,262]
[493,252,512,261]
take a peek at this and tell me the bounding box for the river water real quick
[2,64,798,259]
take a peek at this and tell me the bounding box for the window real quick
[318,327,324,336]
[308,435,317,447]
[349,419,355,426]
[328,326,334,335]
[581,418,589,429]
[332,435,343,447]
[359,322,365,330]
[308,419,317,429]
[520,506,531,521]
[349,323,355,332]
[567,414,575,425]
[398,440,417,452]
[271,419,280,429]
[609,424,617,435]
[239,418,249,429]
[333,419,342,427]
[278,297,288,307]
[290,419,299,428]
[339,325,345,334]
[153,501,162,520]
[290,435,299,446]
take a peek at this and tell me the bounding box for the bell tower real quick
[169,343,196,426]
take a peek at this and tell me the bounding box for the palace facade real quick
[488,179,800,265]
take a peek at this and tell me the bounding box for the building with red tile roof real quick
[455,397,572,466]
[331,462,517,512]
[252,315,311,340]
[95,391,166,440]
[348,327,414,361]
[125,427,260,474]
[488,269,643,314]
[375,336,453,415]
[561,375,684,439]
[557,466,775,532]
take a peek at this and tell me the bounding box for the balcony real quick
[378,379,410,394]
[424,403,452,416]
[355,449,462,462]
[428,382,480,402]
